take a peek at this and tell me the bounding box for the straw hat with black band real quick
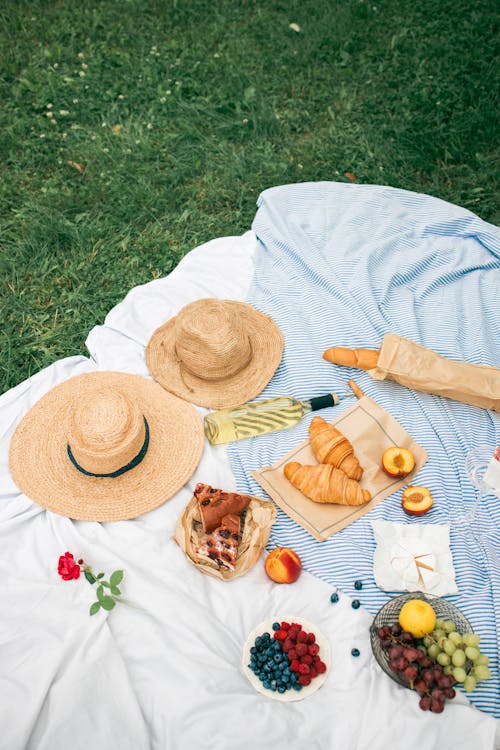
[9,371,204,522]
[146,299,285,409]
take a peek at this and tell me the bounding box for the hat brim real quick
[146,301,284,409]
[9,372,204,522]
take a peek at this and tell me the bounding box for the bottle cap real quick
[309,393,339,411]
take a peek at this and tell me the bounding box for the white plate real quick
[241,615,331,702]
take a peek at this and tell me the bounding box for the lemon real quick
[398,599,436,638]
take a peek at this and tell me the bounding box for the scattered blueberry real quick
[351,648,360,657]
[354,580,363,590]
[330,592,339,603]
[272,622,281,631]
[352,600,361,609]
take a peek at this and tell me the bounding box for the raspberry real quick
[301,654,313,665]
[297,631,308,643]
[295,643,308,656]
[282,638,294,652]
[288,649,297,660]
[298,663,310,675]
[298,675,311,686]
[281,622,291,631]
[313,655,321,666]
[310,667,318,679]
[290,659,300,672]
[274,629,287,641]
[307,633,316,644]
[308,644,319,656]
[316,660,327,674]
[291,622,302,629]
[288,628,299,641]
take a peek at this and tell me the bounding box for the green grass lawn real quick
[1,0,498,394]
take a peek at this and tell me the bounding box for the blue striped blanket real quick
[227,182,500,717]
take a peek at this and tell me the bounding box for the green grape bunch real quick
[418,618,491,692]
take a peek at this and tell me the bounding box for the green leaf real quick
[110,570,123,587]
[101,580,111,588]
[100,596,116,611]
[110,586,121,596]
[96,573,104,579]
[96,585,105,602]
[84,569,96,585]
[89,602,101,616]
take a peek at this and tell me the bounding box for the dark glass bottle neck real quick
[308,393,339,411]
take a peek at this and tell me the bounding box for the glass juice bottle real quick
[204,393,340,445]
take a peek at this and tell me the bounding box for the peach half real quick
[402,486,433,516]
[265,547,302,584]
[382,447,415,478]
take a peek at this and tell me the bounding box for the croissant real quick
[309,416,363,481]
[284,462,371,506]
[323,347,379,370]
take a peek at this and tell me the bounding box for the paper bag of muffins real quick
[175,491,276,580]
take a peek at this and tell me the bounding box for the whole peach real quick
[265,547,302,584]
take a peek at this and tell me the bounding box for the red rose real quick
[58,551,81,580]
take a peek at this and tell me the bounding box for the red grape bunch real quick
[377,623,456,713]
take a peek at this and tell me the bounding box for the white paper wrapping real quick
[371,520,458,596]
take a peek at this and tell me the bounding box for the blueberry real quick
[277,685,286,693]
[255,636,262,647]
[354,580,363,590]
[352,599,361,609]
[351,648,360,657]
[270,684,277,691]
[293,683,302,691]
[273,654,282,663]
[272,622,280,631]
[330,592,339,603]
[263,680,271,690]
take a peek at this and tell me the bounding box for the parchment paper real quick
[252,396,427,542]
[175,493,277,580]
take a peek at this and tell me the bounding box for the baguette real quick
[322,346,379,370]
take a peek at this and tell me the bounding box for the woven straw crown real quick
[146,299,284,409]
[175,301,253,381]
[67,388,146,476]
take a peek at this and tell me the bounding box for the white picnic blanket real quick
[1,231,498,750]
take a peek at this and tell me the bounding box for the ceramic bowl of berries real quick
[370,592,478,714]
[242,616,330,701]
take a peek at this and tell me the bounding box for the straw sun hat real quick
[146,299,284,409]
[9,371,204,522]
